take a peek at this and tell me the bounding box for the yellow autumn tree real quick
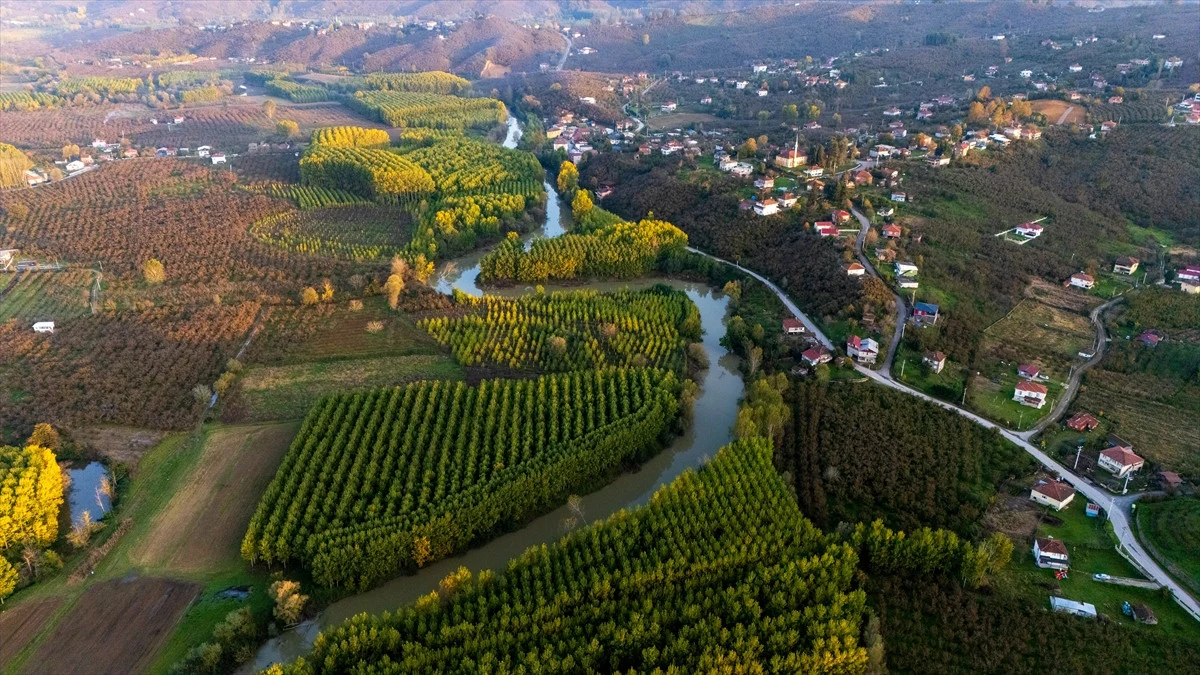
[142,258,165,284]
[556,161,578,195]
[0,444,65,550]
[571,189,593,215]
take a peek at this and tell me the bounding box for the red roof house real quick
[782,318,806,335]
[1065,412,1099,432]
[1098,446,1144,478]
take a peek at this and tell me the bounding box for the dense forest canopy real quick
[785,381,1033,538]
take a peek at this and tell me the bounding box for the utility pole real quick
[1122,473,1131,495]
[1074,444,1082,470]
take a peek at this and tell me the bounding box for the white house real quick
[891,192,906,203]
[32,321,55,333]
[923,351,946,373]
[845,262,865,276]
[1176,266,1200,283]
[1020,69,1033,78]
[1031,480,1075,511]
[1015,222,1043,238]
[211,153,227,164]
[1013,381,1048,408]
[894,261,919,276]
[846,335,879,364]
[754,176,775,190]
[1113,256,1139,275]
[197,146,211,158]
[1069,272,1095,290]
[803,166,825,178]
[1033,537,1070,570]
[782,318,806,335]
[754,199,779,216]
[1098,446,1144,478]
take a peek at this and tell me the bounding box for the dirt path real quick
[1056,105,1076,125]
[131,422,296,573]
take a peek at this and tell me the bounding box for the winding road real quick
[687,245,1200,622]
[851,206,906,373]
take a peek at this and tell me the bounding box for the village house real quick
[1176,266,1200,283]
[754,176,775,190]
[1112,256,1139,275]
[1031,480,1076,511]
[1017,364,1041,380]
[730,163,753,177]
[1015,222,1043,238]
[32,321,55,334]
[778,192,798,209]
[1100,120,1118,133]
[1065,411,1099,432]
[877,206,896,220]
[917,351,944,373]
[814,222,839,237]
[846,336,879,364]
[24,170,47,186]
[1182,280,1200,294]
[211,153,227,164]
[803,166,825,178]
[782,318,806,335]
[882,107,902,117]
[927,155,950,167]
[1098,446,1144,478]
[1136,330,1161,347]
[1068,272,1094,290]
[832,210,851,224]
[1013,380,1048,408]
[1159,471,1183,490]
[1033,537,1070,570]
[754,198,779,217]
[894,261,918,276]
[874,248,896,263]
[853,170,873,185]
[911,302,939,325]
[845,262,865,276]
[1069,63,1083,72]
[802,346,833,366]
[890,192,907,203]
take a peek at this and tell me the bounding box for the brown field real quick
[1078,370,1200,474]
[131,423,296,573]
[982,299,1094,377]
[1023,278,1102,314]
[69,426,169,466]
[0,101,381,152]
[0,598,62,669]
[26,577,199,675]
[1031,99,1085,125]
[646,112,721,131]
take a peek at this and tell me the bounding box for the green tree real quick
[27,423,61,450]
[269,580,309,627]
[782,104,799,120]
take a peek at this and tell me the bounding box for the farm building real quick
[1050,597,1096,619]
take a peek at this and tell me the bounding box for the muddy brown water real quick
[246,117,743,671]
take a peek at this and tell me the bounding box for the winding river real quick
[248,117,743,670]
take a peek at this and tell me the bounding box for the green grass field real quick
[1134,497,1200,596]
[236,353,463,420]
[968,372,1061,430]
[893,343,966,402]
[1000,498,1198,638]
[0,269,93,322]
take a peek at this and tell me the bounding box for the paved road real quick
[688,245,1200,622]
[850,206,906,373]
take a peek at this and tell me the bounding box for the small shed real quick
[32,321,55,333]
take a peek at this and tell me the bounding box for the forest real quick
[421,287,701,373]
[784,381,1033,538]
[0,440,64,600]
[242,368,682,589]
[582,154,860,320]
[266,438,1001,675]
